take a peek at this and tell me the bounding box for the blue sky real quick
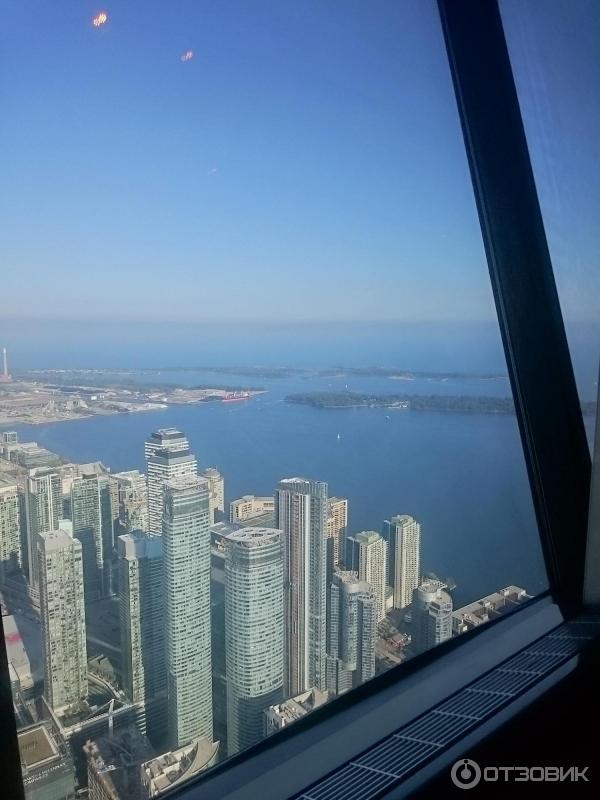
[1,0,496,324]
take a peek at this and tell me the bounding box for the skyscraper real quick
[112,470,148,536]
[346,531,388,622]
[144,428,190,462]
[0,484,23,582]
[382,514,421,610]
[71,474,113,599]
[224,527,284,756]
[275,478,328,696]
[411,580,453,656]
[25,470,61,589]
[147,445,197,536]
[163,475,212,748]
[327,570,377,694]
[118,532,166,748]
[38,530,87,713]
[202,467,225,524]
[326,497,348,568]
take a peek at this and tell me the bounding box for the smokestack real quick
[2,347,6,378]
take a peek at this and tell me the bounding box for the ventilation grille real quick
[295,618,600,800]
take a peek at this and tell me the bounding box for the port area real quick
[0,380,265,425]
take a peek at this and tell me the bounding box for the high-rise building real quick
[382,514,421,610]
[411,580,453,656]
[0,484,23,582]
[2,431,18,445]
[163,475,212,748]
[224,527,285,755]
[229,495,275,525]
[202,467,225,524]
[38,530,87,713]
[346,531,388,622]
[144,428,190,462]
[326,497,348,568]
[327,570,377,694]
[112,470,148,536]
[118,532,166,748]
[71,474,113,599]
[210,521,240,756]
[275,478,328,696]
[25,470,61,588]
[147,447,197,536]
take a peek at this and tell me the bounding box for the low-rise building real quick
[452,586,530,634]
[264,688,330,735]
[18,722,76,800]
[140,738,219,798]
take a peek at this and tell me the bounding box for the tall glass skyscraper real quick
[224,527,284,756]
[275,478,328,696]
[346,531,388,622]
[71,474,113,600]
[118,531,166,749]
[0,484,22,582]
[25,470,61,590]
[382,514,421,610]
[163,475,213,748]
[327,570,377,695]
[411,580,453,656]
[38,530,87,713]
[146,442,197,536]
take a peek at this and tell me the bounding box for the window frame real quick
[0,1,593,798]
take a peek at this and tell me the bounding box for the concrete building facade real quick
[38,530,87,713]
[382,514,421,610]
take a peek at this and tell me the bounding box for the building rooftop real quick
[141,738,219,797]
[267,688,330,728]
[38,529,80,554]
[225,526,282,546]
[353,530,382,544]
[18,725,57,768]
[18,720,76,800]
[164,474,207,492]
[118,532,163,561]
[3,614,33,692]
[453,586,530,631]
[150,428,185,439]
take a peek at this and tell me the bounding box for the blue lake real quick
[4,369,549,608]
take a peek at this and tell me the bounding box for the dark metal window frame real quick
[0,1,592,798]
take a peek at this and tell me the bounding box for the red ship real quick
[222,392,251,403]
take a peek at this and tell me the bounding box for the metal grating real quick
[294,619,600,800]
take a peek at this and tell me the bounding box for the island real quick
[286,392,598,416]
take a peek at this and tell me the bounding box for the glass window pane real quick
[1,2,548,797]
[501,0,600,444]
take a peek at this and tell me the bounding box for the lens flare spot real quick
[93,12,108,28]
[180,50,194,63]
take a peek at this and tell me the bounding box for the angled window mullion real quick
[437,0,591,611]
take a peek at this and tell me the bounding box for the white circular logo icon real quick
[451,758,482,789]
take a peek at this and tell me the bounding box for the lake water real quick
[4,368,549,607]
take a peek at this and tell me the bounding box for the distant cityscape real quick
[0,425,530,799]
